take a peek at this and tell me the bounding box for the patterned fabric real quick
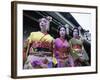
[53,38,74,67]
[69,37,89,66]
[28,31,53,52]
[24,31,54,69]
[28,31,53,44]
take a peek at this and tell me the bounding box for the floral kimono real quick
[69,37,89,66]
[53,38,74,67]
[23,31,54,69]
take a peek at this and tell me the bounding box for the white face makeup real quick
[59,27,66,38]
[73,29,79,38]
[39,18,50,32]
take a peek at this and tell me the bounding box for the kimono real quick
[23,31,54,69]
[69,37,89,66]
[53,38,74,67]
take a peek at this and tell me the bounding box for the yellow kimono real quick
[24,31,54,69]
[28,31,53,44]
[27,31,54,52]
[28,31,57,66]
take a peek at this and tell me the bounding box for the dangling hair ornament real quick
[46,16,52,22]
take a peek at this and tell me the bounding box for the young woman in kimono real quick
[53,25,74,67]
[23,16,54,69]
[69,28,89,66]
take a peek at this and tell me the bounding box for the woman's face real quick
[73,29,79,37]
[59,27,66,38]
[39,18,49,31]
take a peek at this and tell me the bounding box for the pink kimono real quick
[54,38,74,67]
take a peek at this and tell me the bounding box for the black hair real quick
[58,25,66,32]
[57,25,67,39]
[38,16,52,23]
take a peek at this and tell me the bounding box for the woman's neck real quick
[60,36,65,41]
[41,30,47,35]
[73,36,80,39]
